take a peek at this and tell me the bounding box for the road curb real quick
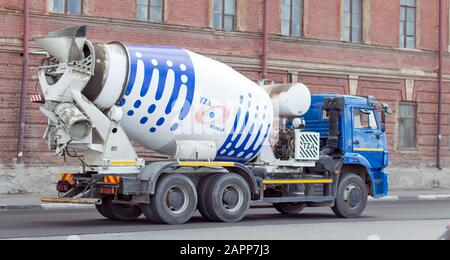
[0,204,94,212]
[0,195,449,212]
[368,196,400,202]
[368,195,450,202]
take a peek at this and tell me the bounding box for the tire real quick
[142,174,198,225]
[140,202,163,224]
[96,197,117,220]
[197,175,220,222]
[96,196,142,221]
[274,203,306,215]
[332,173,368,218]
[202,174,251,223]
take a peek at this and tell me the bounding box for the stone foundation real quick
[1,165,449,194]
[0,164,78,194]
[388,167,450,190]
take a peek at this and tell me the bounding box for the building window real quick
[400,0,416,49]
[398,102,417,149]
[49,0,82,14]
[214,0,237,31]
[281,0,303,37]
[137,0,164,23]
[343,0,362,43]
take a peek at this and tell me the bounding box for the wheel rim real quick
[165,185,189,215]
[221,184,244,213]
[343,184,363,209]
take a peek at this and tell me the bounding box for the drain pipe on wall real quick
[437,0,446,170]
[17,0,29,164]
[261,0,269,81]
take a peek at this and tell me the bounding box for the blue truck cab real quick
[303,94,390,198]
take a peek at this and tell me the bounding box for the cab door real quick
[352,108,385,169]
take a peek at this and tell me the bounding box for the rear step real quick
[41,198,101,205]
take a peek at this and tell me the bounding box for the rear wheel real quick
[197,175,220,222]
[96,196,142,221]
[142,174,198,225]
[332,173,368,218]
[274,203,306,215]
[96,197,116,220]
[201,174,251,223]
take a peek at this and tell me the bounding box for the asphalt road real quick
[1,201,449,240]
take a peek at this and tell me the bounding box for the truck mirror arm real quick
[379,103,392,132]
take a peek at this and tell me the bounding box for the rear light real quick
[99,188,116,195]
[57,181,70,192]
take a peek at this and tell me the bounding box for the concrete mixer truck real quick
[34,26,391,225]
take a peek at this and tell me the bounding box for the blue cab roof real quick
[310,94,377,107]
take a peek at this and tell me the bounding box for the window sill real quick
[137,20,164,25]
[279,34,303,39]
[395,47,423,53]
[341,41,366,46]
[47,11,84,16]
[212,28,238,33]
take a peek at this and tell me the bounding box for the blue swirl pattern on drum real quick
[216,93,271,163]
[119,46,196,134]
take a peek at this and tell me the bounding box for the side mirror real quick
[380,103,392,132]
[382,103,393,114]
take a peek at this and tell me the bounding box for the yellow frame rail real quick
[263,179,334,185]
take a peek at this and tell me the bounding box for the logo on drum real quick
[195,106,230,125]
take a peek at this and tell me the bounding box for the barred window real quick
[214,0,237,31]
[49,0,82,14]
[343,0,362,43]
[398,102,417,149]
[400,0,416,49]
[281,0,303,37]
[137,0,164,24]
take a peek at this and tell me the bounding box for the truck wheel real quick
[96,196,142,221]
[332,173,368,218]
[202,174,251,223]
[197,175,220,222]
[142,174,198,225]
[273,203,306,215]
[96,197,117,220]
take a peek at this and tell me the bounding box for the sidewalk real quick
[372,189,450,202]
[1,189,449,212]
[0,193,93,211]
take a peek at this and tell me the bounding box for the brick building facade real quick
[0,0,449,169]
